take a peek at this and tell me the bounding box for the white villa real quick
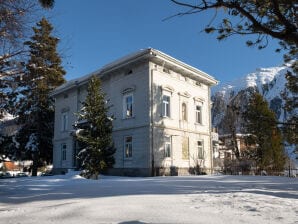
[51,48,218,176]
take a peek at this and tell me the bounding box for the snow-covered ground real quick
[0,173,297,224]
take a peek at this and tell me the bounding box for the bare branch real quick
[170,0,298,47]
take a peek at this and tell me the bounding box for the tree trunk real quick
[31,152,38,176]
[90,172,99,180]
[31,164,38,176]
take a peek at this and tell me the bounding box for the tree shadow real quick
[0,174,297,205]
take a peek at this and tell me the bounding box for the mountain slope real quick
[211,64,291,129]
[211,63,296,161]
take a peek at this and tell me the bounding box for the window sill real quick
[194,122,203,126]
[122,116,135,120]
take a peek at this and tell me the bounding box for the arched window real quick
[182,103,187,121]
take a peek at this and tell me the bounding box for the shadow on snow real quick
[0,174,297,205]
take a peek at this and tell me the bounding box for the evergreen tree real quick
[15,18,65,176]
[244,93,285,172]
[282,63,298,146]
[74,75,116,179]
[0,135,14,162]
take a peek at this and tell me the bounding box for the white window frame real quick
[164,141,171,158]
[61,112,68,131]
[61,143,67,161]
[197,140,204,159]
[162,94,171,118]
[124,136,133,158]
[195,103,203,124]
[123,93,134,119]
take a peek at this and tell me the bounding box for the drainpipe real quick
[150,66,155,176]
[208,86,213,174]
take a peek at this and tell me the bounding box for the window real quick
[123,94,133,118]
[61,112,68,131]
[164,142,171,158]
[182,103,187,121]
[61,143,67,161]
[195,105,202,124]
[182,137,189,160]
[162,95,171,117]
[197,141,204,159]
[124,136,132,158]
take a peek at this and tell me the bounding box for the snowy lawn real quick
[0,173,297,224]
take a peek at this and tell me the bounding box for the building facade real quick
[52,48,218,176]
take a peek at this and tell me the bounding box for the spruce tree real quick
[244,93,285,172]
[15,18,65,176]
[75,75,116,179]
[283,63,298,146]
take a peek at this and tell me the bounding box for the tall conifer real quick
[15,18,65,176]
[75,75,116,179]
[283,63,298,146]
[244,93,286,172]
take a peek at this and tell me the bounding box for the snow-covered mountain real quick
[211,63,297,162]
[211,64,291,132]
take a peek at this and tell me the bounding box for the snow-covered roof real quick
[51,48,218,96]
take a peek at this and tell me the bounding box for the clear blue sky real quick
[48,0,285,83]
